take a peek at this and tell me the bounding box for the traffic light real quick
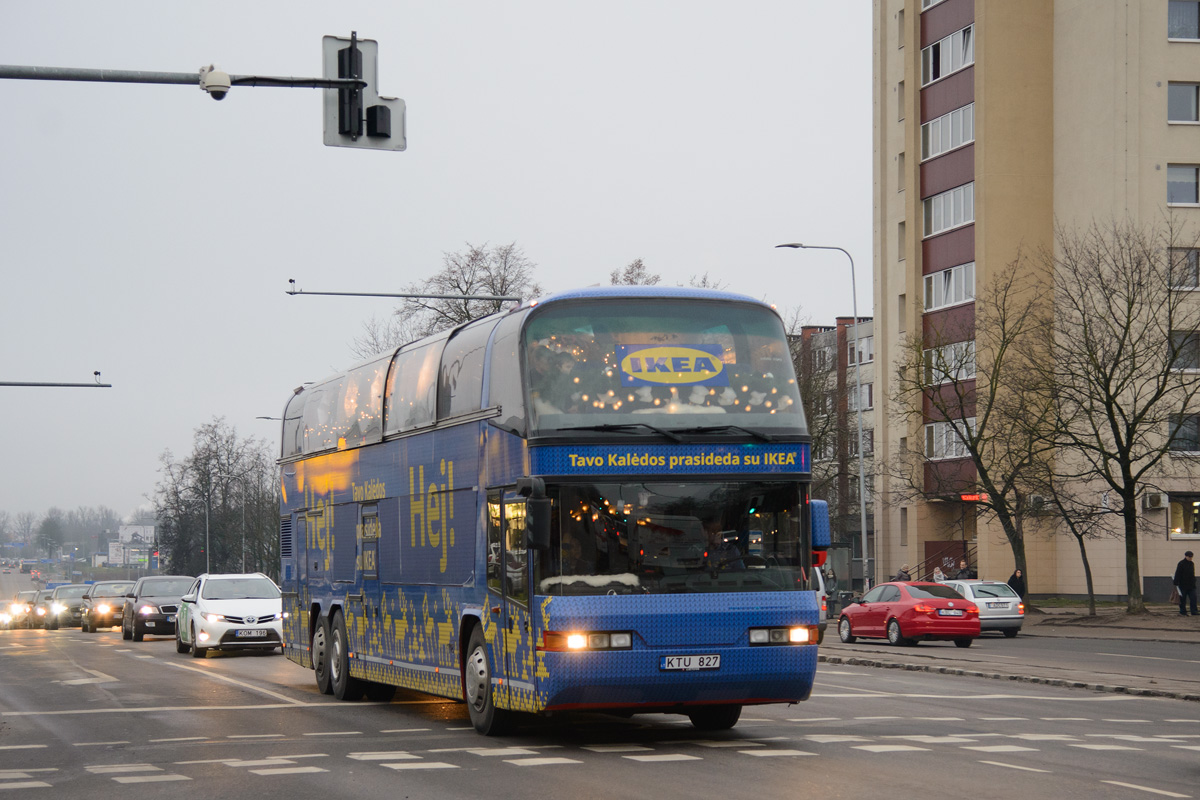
[322,33,406,151]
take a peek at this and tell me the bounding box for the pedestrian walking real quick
[1007,568,1026,599]
[893,564,912,582]
[1174,551,1198,616]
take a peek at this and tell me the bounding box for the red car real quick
[837,581,980,648]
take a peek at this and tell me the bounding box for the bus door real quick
[283,514,309,663]
[486,490,534,708]
[358,504,381,653]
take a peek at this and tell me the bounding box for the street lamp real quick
[776,242,872,591]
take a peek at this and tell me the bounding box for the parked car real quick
[837,581,980,648]
[939,579,1024,637]
[81,581,135,632]
[122,575,195,641]
[8,590,38,628]
[46,584,91,629]
[175,573,283,658]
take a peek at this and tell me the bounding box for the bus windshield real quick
[524,299,804,436]
[536,481,807,596]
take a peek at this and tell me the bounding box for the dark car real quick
[7,590,38,628]
[46,584,91,629]
[122,575,195,641]
[81,581,135,632]
[30,589,55,628]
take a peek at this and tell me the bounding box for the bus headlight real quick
[540,630,634,651]
[749,626,815,645]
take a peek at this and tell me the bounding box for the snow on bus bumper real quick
[539,644,817,710]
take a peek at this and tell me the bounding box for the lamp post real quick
[776,242,872,591]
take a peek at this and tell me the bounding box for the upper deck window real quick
[523,299,805,437]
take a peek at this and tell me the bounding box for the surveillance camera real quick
[199,65,231,101]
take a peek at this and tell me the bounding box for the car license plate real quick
[987,602,1008,609]
[236,629,268,638]
[938,608,964,616]
[167,615,176,622]
[660,654,720,671]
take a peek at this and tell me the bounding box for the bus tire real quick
[312,616,333,695]
[366,682,397,702]
[464,626,512,736]
[688,704,742,731]
[330,611,364,701]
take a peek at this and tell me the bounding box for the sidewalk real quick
[818,603,1200,702]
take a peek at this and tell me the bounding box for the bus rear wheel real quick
[330,611,364,701]
[687,704,742,731]
[464,626,512,736]
[312,616,333,695]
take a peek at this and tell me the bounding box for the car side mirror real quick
[125,593,134,599]
[181,594,195,603]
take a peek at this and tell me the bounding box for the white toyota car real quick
[175,573,283,658]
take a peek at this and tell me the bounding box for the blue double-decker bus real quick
[276,286,829,734]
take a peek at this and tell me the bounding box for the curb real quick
[817,653,1200,703]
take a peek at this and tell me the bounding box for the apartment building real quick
[873,0,1200,598]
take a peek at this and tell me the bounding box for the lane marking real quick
[805,735,870,743]
[980,717,1027,721]
[163,662,305,705]
[227,734,284,739]
[852,745,929,753]
[224,760,296,768]
[112,775,190,784]
[86,765,160,774]
[883,736,978,744]
[1100,781,1190,798]
[742,750,816,757]
[1096,652,1200,665]
[693,740,763,748]
[0,745,46,750]
[1165,719,1200,723]
[150,737,206,743]
[962,745,1039,753]
[348,752,419,761]
[249,766,327,776]
[787,717,841,723]
[504,757,581,766]
[0,782,52,789]
[379,728,431,733]
[74,741,131,746]
[62,670,118,686]
[581,745,652,753]
[978,761,1050,773]
[1070,744,1143,751]
[624,754,702,762]
[468,748,538,757]
[302,731,361,736]
[382,762,458,770]
[3,702,349,717]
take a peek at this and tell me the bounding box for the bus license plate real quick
[660,655,720,671]
[236,629,268,638]
[938,609,964,616]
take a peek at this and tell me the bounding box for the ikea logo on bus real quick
[616,344,729,387]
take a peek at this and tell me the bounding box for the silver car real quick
[940,579,1023,637]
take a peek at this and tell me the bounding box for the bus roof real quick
[533,285,772,307]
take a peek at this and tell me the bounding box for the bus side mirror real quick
[517,477,551,551]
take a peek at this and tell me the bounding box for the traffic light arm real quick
[0,64,363,91]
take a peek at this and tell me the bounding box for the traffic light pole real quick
[0,64,363,92]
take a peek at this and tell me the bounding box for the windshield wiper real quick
[670,424,775,443]
[557,423,682,442]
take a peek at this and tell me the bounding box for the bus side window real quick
[438,318,495,420]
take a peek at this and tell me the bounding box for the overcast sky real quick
[0,2,872,520]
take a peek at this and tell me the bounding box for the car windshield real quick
[53,586,89,599]
[92,583,134,598]
[141,578,195,596]
[971,583,1018,598]
[16,591,36,602]
[905,584,964,600]
[201,577,281,600]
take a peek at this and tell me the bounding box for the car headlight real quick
[51,603,66,615]
[8,603,20,615]
[205,613,224,624]
[0,614,11,624]
[96,604,111,614]
[140,605,158,615]
[35,607,45,616]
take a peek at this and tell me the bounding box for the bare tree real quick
[888,261,1054,579]
[785,310,841,513]
[14,512,37,547]
[688,272,729,290]
[350,313,424,361]
[610,258,661,286]
[1028,220,1200,613]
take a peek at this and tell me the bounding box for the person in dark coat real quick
[1007,568,1026,599]
[893,564,912,582]
[1174,551,1198,616]
[953,559,975,579]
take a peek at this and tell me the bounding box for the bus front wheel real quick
[464,627,512,736]
[688,704,742,731]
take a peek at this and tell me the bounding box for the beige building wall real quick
[873,0,1200,597]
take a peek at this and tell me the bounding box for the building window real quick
[925,418,975,460]
[921,25,974,86]
[1171,248,1200,288]
[924,340,976,384]
[921,103,974,161]
[1169,164,1200,204]
[922,0,948,11]
[1170,413,1200,451]
[849,335,874,365]
[1169,495,1200,538]
[1172,331,1200,370]
[898,221,907,260]
[849,429,875,458]
[898,80,905,122]
[898,9,905,47]
[924,262,976,311]
[849,383,874,412]
[1170,1,1200,39]
[1170,83,1200,122]
[923,183,974,237]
